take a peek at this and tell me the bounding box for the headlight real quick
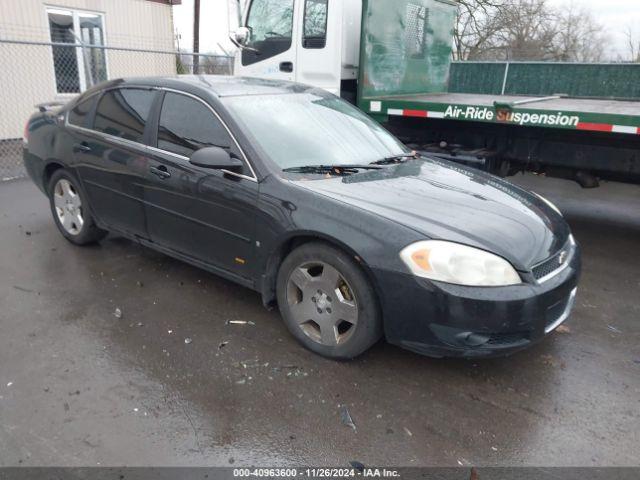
[534,192,562,216]
[400,241,521,287]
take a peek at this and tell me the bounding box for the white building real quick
[0,0,179,140]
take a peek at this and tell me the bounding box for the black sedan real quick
[23,76,581,359]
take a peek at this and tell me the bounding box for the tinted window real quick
[93,89,155,143]
[303,0,328,49]
[242,0,294,66]
[68,97,94,127]
[157,92,231,157]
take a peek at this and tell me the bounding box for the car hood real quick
[291,158,570,270]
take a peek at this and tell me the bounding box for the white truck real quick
[229,0,640,187]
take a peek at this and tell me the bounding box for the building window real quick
[47,8,108,94]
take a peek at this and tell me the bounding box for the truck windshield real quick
[223,91,409,171]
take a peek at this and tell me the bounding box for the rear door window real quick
[68,96,95,127]
[157,92,232,157]
[93,88,155,143]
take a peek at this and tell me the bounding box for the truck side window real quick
[242,0,294,66]
[303,0,328,49]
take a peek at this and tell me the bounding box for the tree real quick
[455,0,608,62]
[624,25,640,62]
[486,0,557,60]
[453,0,510,60]
[549,2,607,62]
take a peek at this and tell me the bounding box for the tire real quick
[48,169,107,245]
[276,242,382,359]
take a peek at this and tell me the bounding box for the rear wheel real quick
[48,169,107,245]
[276,242,382,359]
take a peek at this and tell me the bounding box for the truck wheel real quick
[276,242,382,359]
[48,169,107,245]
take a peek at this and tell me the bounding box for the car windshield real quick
[223,91,409,170]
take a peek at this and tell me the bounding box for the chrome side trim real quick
[67,123,149,154]
[545,288,577,334]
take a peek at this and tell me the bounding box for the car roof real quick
[89,75,314,98]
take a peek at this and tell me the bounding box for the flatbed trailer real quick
[366,93,640,135]
[360,92,640,185]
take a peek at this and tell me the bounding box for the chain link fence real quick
[0,36,234,181]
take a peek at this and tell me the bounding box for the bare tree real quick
[453,0,510,60]
[455,0,609,62]
[549,2,608,62]
[624,25,640,62]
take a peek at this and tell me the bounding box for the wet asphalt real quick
[0,174,638,467]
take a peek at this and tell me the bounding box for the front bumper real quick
[374,244,582,358]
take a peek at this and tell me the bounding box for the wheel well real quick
[260,235,381,310]
[43,162,64,192]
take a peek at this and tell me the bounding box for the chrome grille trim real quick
[532,235,575,284]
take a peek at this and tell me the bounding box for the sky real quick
[547,0,640,59]
[173,0,640,59]
[172,0,238,55]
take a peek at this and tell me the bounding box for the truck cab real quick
[232,0,362,99]
[232,0,457,104]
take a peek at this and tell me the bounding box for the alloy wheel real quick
[286,261,358,346]
[53,179,84,235]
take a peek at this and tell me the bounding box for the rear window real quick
[68,96,95,127]
[93,88,155,143]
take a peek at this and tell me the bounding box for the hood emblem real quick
[558,251,568,265]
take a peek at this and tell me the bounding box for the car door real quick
[143,90,259,281]
[236,0,298,81]
[71,87,157,238]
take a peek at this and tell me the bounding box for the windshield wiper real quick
[370,152,420,165]
[283,164,383,174]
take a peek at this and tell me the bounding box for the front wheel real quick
[276,242,382,359]
[48,169,107,245]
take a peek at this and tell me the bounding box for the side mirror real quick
[234,27,250,45]
[189,147,244,173]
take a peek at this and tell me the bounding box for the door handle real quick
[150,165,171,179]
[73,142,92,153]
[279,61,294,73]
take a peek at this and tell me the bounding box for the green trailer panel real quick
[449,62,640,100]
[358,0,457,100]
